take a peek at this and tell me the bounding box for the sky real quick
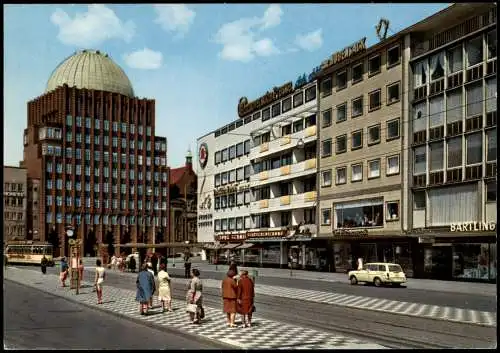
[4,3,450,169]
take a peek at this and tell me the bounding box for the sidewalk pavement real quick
[4,267,388,350]
[75,257,496,296]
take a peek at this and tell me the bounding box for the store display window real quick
[452,243,495,280]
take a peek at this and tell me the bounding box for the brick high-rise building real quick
[23,49,169,257]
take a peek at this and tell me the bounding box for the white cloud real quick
[154,4,196,36]
[295,29,323,52]
[50,4,135,47]
[260,4,283,30]
[214,5,282,62]
[123,48,163,70]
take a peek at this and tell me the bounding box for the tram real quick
[5,241,55,266]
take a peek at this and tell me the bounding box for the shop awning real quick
[246,237,286,243]
[222,243,241,249]
[235,243,255,249]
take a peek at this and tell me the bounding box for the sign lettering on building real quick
[238,82,294,117]
[247,230,287,238]
[216,233,247,242]
[198,143,208,169]
[321,38,367,70]
[450,222,496,232]
[332,229,369,237]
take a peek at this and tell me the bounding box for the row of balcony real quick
[250,158,317,186]
[250,125,317,161]
[250,191,317,213]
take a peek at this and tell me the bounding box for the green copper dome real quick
[46,49,134,97]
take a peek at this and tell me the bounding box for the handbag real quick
[186,303,197,313]
[252,305,256,313]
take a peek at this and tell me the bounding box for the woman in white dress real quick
[94,259,106,304]
[157,263,172,312]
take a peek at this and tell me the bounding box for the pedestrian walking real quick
[222,269,238,328]
[41,256,48,274]
[151,253,158,276]
[136,264,156,315]
[157,263,172,313]
[78,259,84,285]
[146,262,155,308]
[186,268,203,324]
[129,255,136,273]
[237,270,255,328]
[94,259,106,304]
[59,257,69,287]
[184,255,192,279]
[229,263,240,283]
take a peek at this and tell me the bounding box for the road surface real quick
[4,280,228,350]
[37,266,496,349]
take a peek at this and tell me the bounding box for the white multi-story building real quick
[197,79,321,268]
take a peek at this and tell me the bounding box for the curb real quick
[4,278,235,350]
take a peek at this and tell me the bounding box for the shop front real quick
[412,223,496,283]
[330,229,416,276]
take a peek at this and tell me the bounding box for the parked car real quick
[348,262,406,287]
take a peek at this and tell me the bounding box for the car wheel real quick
[349,276,358,285]
[374,277,382,287]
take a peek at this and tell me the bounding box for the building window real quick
[447,45,463,74]
[466,83,483,117]
[487,129,497,162]
[321,208,331,225]
[430,51,445,81]
[321,77,332,97]
[351,163,363,182]
[386,155,400,176]
[413,146,426,175]
[336,103,346,123]
[367,124,380,145]
[352,62,363,83]
[336,166,346,185]
[413,101,427,132]
[321,170,332,187]
[429,142,444,171]
[446,90,462,123]
[321,139,332,157]
[322,108,332,127]
[428,184,478,226]
[486,182,496,202]
[486,78,497,113]
[413,191,426,210]
[368,159,380,179]
[262,108,271,122]
[221,149,228,162]
[305,86,316,102]
[429,96,444,128]
[368,89,381,111]
[386,201,399,221]
[215,151,221,164]
[413,60,428,88]
[229,145,236,160]
[387,45,400,67]
[336,71,347,90]
[387,82,400,104]
[272,102,281,117]
[487,30,497,59]
[293,91,304,107]
[336,134,347,154]
[466,133,482,165]
[351,130,362,150]
[244,140,251,154]
[351,96,363,117]
[282,97,292,113]
[335,198,383,228]
[236,142,244,157]
[466,36,483,67]
[368,55,381,76]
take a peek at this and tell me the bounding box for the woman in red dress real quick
[237,270,255,327]
[221,270,238,327]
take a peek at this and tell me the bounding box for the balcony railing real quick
[250,191,317,213]
[250,158,317,186]
[250,125,317,161]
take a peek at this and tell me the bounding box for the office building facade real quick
[23,50,168,257]
[3,166,28,242]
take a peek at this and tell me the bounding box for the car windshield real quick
[388,265,403,272]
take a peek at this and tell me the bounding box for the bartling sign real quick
[450,222,496,232]
[237,82,294,117]
[321,37,367,70]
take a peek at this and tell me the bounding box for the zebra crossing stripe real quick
[357,298,380,309]
[481,312,496,326]
[455,308,465,322]
[441,307,451,320]
[470,310,479,324]
[414,304,429,316]
[354,297,378,308]
[389,301,407,313]
[401,302,419,315]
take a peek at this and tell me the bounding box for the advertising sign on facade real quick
[450,222,496,232]
[198,143,208,169]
